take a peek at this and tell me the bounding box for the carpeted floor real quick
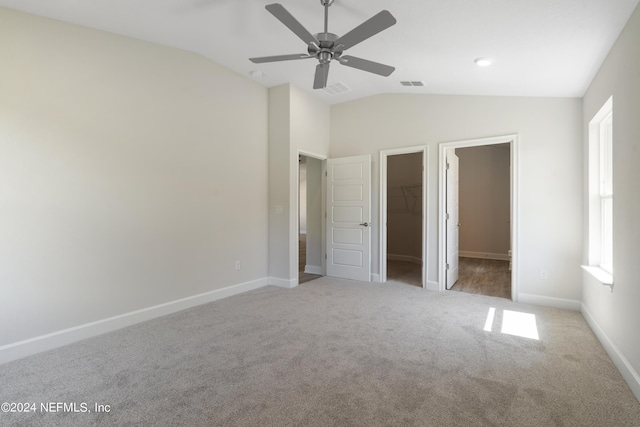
[1,278,639,426]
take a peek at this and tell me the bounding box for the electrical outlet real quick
[540,269,548,280]
[235,260,241,271]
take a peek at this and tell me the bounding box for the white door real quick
[446,150,459,289]
[326,155,371,281]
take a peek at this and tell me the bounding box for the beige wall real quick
[0,8,269,346]
[331,94,582,299]
[268,84,330,285]
[267,85,291,283]
[457,144,510,258]
[581,3,640,400]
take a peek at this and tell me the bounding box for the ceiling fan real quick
[249,0,397,89]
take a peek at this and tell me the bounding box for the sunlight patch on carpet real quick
[483,307,496,332]
[483,307,539,340]
[501,310,539,340]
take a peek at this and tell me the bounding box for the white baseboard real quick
[371,274,381,283]
[0,278,269,365]
[268,277,298,288]
[388,254,422,265]
[304,265,322,275]
[581,304,640,402]
[426,281,440,291]
[517,293,581,311]
[459,251,510,261]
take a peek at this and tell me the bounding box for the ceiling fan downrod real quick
[321,0,334,35]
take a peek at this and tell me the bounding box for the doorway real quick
[439,135,518,300]
[380,146,428,287]
[298,154,324,284]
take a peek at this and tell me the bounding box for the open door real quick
[326,155,371,281]
[445,150,459,289]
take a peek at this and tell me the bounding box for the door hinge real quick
[446,213,450,220]
[446,263,450,270]
[325,254,327,260]
[446,162,450,170]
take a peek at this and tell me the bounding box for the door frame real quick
[438,134,519,301]
[445,149,459,290]
[296,150,327,283]
[379,145,429,287]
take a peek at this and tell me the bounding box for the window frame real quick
[583,96,613,286]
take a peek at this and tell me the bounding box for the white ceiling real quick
[1,0,638,104]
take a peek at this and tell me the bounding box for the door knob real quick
[360,222,370,227]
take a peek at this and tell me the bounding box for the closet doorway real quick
[439,135,518,300]
[298,154,325,284]
[380,146,428,288]
[453,144,511,299]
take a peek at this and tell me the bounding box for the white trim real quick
[371,273,381,283]
[581,265,614,287]
[459,251,511,261]
[268,277,298,288]
[304,265,322,275]
[581,303,640,402]
[297,150,328,162]
[425,281,439,291]
[379,145,429,288]
[587,96,614,277]
[518,293,581,311]
[0,278,269,365]
[438,135,519,302]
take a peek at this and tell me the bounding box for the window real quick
[584,96,613,285]
[598,111,613,273]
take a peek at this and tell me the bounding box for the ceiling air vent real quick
[323,82,351,96]
[400,81,425,87]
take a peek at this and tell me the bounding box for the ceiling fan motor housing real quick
[308,33,343,63]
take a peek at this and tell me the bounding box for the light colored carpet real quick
[1,277,639,426]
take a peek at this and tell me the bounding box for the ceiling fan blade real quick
[334,10,396,50]
[339,55,395,76]
[250,53,313,63]
[265,3,318,46]
[313,62,330,89]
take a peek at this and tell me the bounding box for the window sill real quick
[581,265,614,288]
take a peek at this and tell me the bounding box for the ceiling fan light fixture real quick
[474,57,493,67]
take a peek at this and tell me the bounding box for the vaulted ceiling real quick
[1,0,638,104]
